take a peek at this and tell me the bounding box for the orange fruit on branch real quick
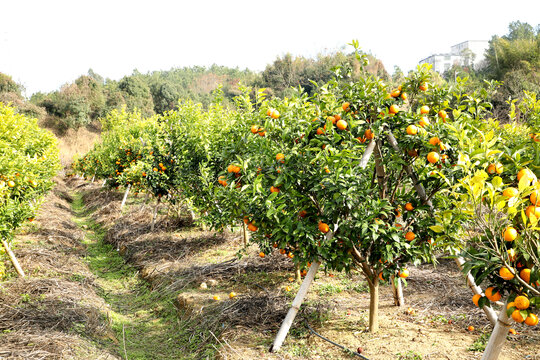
[512,309,525,323]
[405,231,416,241]
[418,117,430,127]
[427,152,440,164]
[499,267,514,280]
[318,221,330,233]
[502,187,519,198]
[398,269,409,278]
[472,294,482,307]
[503,227,518,241]
[389,105,400,114]
[485,287,501,302]
[525,205,540,219]
[420,105,430,114]
[429,137,440,146]
[519,268,531,283]
[525,313,538,326]
[515,295,529,310]
[406,125,418,135]
[336,119,348,130]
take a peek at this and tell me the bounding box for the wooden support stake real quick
[102,179,107,188]
[120,184,131,210]
[242,222,248,247]
[1,239,25,277]
[481,302,511,360]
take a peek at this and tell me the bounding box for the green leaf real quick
[430,225,444,233]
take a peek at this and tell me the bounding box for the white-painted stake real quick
[481,302,511,360]
[120,184,131,210]
[2,239,25,277]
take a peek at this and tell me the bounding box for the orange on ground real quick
[259,252,265,258]
[467,326,474,332]
[229,292,237,299]
[509,328,517,335]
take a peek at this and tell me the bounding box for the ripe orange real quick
[487,163,503,174]
[429,137,440,146]
[508,328,517,335]
[406,125,418,135]
[485,287,501,302]
[390,89,401,97]
[438,110,448,119]
[520,268,531,283]
[317,127,325,135]
[515,295,529,310]
[419,83,428,91]
[213,295,221,301]
[400,93,408,101]
[247,223,258,232]
[318,221,330,233]
[270,186,280,193]
[342,102,350,111]
[420,105,430,114]
[336,119,348,130]
[334,114,341,121]
[503,227,518,241]
[327,116,336,124]
[499,267,514,280]
[525,313,538,326]
[251,125,259,134]
[405,231,416,241]
[270,109,280,119]
[259,252,265,258]
[389,105,400,114]
[279,249,286,255]
[378,272,385,281]
[502,187,519,198]
[467,325,474,332]
[427,152,440,164]
[243,216,249,224]
[7,180,15,188]
[512,309,525,323]
[229,291,237,299]
[418,117,430,127]
[472,294,482,307]
[399,269,409,278]
[531,190,539,205]
[525,205,540,218]
[276,153,285,161]
[258,129,266,136]
[285,286,292,292]
[507,302,516,309]
[405,203,414,211]
[287,252,294,259]
[324,167,330,174]
[365,129,374,140]
[299,210,307,218]
[517,168,534,182]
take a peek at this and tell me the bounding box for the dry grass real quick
[55,122,101,167]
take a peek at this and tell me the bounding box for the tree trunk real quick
[481,302,511,360]
[391,275,405,307]
[455,257,498,326]
[120,184,131,210]
[368,277,380,333]
[1,239,25,277]
[295,263,301,284]
[270,261,321,352]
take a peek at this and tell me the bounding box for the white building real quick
[419,40,489,73]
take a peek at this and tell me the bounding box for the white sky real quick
[1,0,539,96]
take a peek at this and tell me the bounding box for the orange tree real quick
[0,103,60,277]
[440,93,539,357]
[211,55,485,334]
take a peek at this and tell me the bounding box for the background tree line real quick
[1,21,539,132]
